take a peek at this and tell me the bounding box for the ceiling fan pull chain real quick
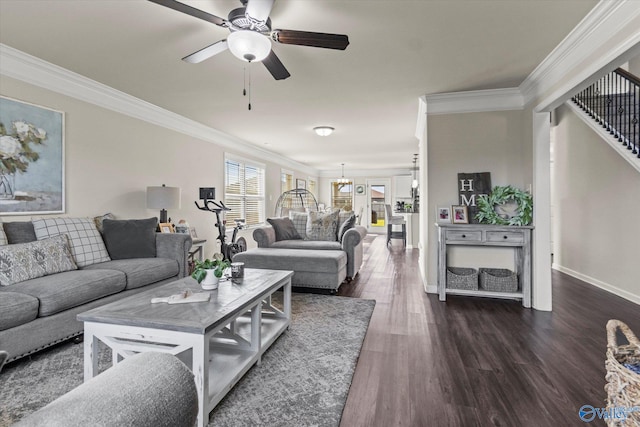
[247,64,252,111]
[243,66,247,97]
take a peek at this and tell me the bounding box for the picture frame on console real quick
[189,227,198,238]
[452,205,469,224]
[296,179,306,190]
[436,206,451,223]
[159,223,174,233]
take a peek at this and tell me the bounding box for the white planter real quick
[201,269,220,290]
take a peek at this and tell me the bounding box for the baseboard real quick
[552,264,640,305]
[418,257,437,294]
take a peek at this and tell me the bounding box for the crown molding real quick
[424,88,524,115]
[520,0,640,109]
[318,167,414,178]
[0,43,319,176]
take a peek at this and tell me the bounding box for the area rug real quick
[0,293,375,427]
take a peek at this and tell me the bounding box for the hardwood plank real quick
[338,235,639,427]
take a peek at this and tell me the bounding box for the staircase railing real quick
[572,68,640,157]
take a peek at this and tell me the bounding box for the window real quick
[331,181,353,211]
[281,169,294,193]
[308,178,317,196]
[225,155,265,227]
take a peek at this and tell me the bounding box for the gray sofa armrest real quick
[253,226,276,248]
[342,225,367,279]
[156,233,192,278]
[15,352,198,427]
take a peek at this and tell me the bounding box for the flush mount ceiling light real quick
[227,30,272,62]
[314,126,334,137]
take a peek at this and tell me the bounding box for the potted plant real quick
[191,253,230,290]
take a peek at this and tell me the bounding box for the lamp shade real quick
[146,186,181,210]
[227,30,272,62]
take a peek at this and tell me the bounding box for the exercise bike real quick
[194,197,247,262]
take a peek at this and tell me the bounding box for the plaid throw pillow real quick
[33,217,111,267]
[288,211,309,240]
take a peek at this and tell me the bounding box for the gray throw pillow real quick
[102,218,158,259]
[267,217,302,241]
[337,214,356,242]
[3,221,37,244]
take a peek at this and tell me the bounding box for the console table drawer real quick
[445,230,482,242]
[486,231,524,244]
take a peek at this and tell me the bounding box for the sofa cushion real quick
[338,210,355,228]
[3,221,37,244]
[33,218,111,267]
[0,291,39,331]
[267,217,301,241]
[270,240,342,250]
[101,218,158,259]
[7,269,126,317]
[288,211,308,240]
[83,258,178,290]
[0,235,78,286]
[0,219,7,245]
[338,214,356,242]
[306,210,339,241]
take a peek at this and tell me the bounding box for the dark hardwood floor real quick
[337,235,640,427]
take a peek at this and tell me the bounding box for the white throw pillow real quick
[33,217,111,267]
[306,210,339,241]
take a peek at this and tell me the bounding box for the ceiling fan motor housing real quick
[228,7,271,32]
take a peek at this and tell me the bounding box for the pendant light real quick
[411,154,419,188]
[338,163,349,184]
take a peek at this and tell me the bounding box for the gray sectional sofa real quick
[0,218,192,363]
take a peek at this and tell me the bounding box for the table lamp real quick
[147,184,180,223]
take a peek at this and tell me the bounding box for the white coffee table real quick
[78,268,293,427]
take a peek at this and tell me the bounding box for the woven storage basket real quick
[446,267,478,290]
[605,320,640,426]
[479,268,518,292]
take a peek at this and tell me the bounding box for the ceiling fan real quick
[148,0,350,80]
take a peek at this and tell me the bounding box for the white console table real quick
[436,223,533,307]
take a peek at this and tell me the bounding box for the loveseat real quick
[233,210,367,291]
[0,217,192,363]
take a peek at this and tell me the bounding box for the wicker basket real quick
[446,267,478,291]
[605,320,640,426]
[479,268,518,292]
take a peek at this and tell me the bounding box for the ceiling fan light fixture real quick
[227,30,271,62]
[314,126,334,137]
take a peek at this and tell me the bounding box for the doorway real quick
[366,179,390,233]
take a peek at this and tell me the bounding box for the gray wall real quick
[426,110,531,287]
[552,103,640,302]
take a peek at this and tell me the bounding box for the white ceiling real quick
[0,0,598,173]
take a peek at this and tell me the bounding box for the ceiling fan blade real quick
[271,29,349,50]
[245,0,275,23]
[263,50,290,80]
[182,40,228,63]
[148,0,227,27]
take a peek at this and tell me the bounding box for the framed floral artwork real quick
[0,96,65,215]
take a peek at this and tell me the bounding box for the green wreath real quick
[475,185,533,226]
